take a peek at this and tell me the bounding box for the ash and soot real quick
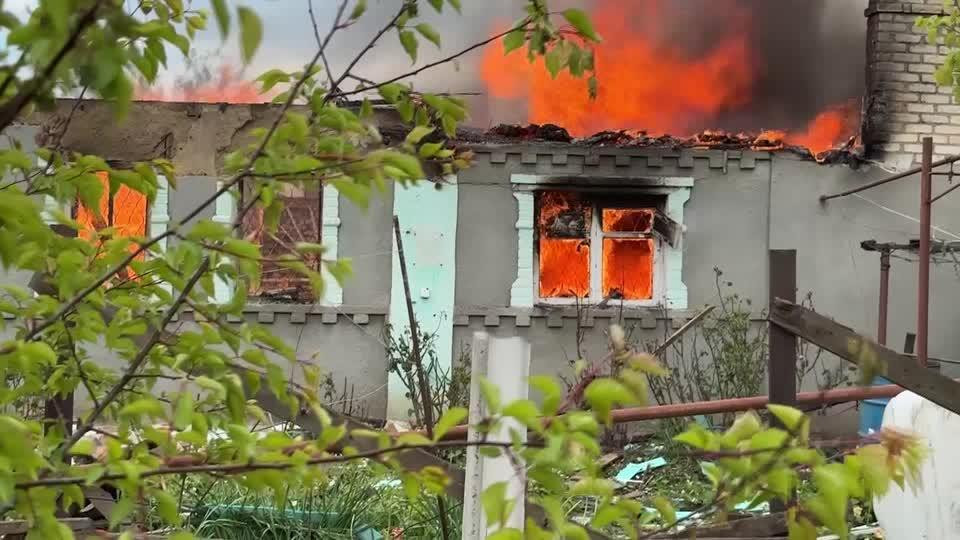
[480,0,866,158]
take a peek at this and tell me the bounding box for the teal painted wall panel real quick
[387,180,458,420]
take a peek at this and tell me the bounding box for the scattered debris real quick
[614,456,668,484]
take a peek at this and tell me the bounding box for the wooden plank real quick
[770,298,960,416]
[768,251,797,411]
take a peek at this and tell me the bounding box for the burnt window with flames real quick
[241,183,322,303]
[75,171,148,258]
[536,190,677,304]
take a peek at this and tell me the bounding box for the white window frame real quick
[213,182,342,305]
[510,174,692,310]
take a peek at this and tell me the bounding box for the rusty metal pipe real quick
[878,250,890,346]
[918,138,932,367]
[429,383,916,441]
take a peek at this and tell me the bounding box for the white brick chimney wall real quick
[865,0,960,169]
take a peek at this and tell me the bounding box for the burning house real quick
[8,0,960,421]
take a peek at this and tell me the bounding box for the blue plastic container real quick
[858,376,891,436]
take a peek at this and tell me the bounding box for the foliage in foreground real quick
[0,0,927,539]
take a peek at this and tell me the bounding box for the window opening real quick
[241,183,322,302]
[536,190,663,303]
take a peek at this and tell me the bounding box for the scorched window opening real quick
[534,189,666,306]
[241,182,323,303]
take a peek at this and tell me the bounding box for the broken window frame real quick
[533,188,674,307]
[241,180,324,303]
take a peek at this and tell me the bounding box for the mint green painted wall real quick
[387,179,459,420]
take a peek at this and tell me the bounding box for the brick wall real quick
[865,0,959,168]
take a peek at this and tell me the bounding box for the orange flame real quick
[481,0,859,155]
[135,65,266,103]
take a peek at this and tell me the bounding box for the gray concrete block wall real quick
[866,0,960,167]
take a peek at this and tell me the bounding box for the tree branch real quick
[11,0,354,351]
[0,0,108,132]
[328,20,530,101]
[323,2,409,105]
[17,440,526,489]
[61,259,209,452]
[307,0,340,94]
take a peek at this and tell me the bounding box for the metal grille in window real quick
[242,184,322,302]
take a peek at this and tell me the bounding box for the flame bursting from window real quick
[538,191,591,298]
[135,65,267,103]
[537,192,655,301]
[480,0,859,155]
[76,171,148,265]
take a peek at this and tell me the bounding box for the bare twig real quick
[307,0,340,94]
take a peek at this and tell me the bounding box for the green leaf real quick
[69,438,95,457]
[378,83,404,103]
[257,69,290,93]
[767,404,806,432]
[194,375,227,399]
[434,406,468,440]
[416,23,441,48]
[447,0,461,13]
[530,375,562,416]
[584,379,635,425]
[419,142,443,158]
[406,125,434,144]
[119,398,165,419]
[359,98,373,119]
[481,482,509,527]
[652,496,676,525]
[173,393,193,430]
[545,47,563,78]
[478,377,501,412]
[154,489,181,525]
[399,30,418,63]
[487,530,522,540]
[349,0,366,20]
[504,28,525,54]
[562,8,600,41]
[722,411,761,445]
[211,0,230,39]
[46,0,69,32]
[428,0,443,12]
[502,399,541,431]
[237,7,263,64]
[110,497,135,529]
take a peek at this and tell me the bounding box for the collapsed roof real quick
[452,123,864,166]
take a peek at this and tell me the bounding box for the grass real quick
[160,462,461,539]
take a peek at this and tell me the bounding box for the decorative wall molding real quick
[149,175,170,253]
[212,181,234,304]
[468,146,770,171]
[509,190,535,308]
[320,186,343,305]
